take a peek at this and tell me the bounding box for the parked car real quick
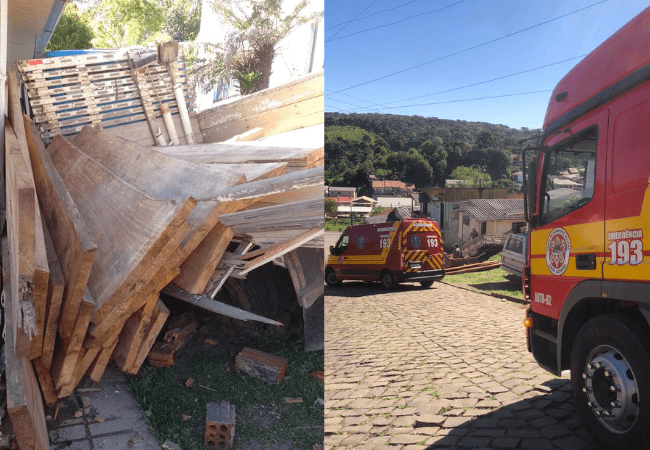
[501,233,527,277]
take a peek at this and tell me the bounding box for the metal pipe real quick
[147,67,179,145]
[171,76,195,144]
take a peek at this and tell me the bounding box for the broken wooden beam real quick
[163,312,198,351]
[235,347,288,385]
[161,283,283,326]
[5,121,49,359]
[3,236,51,450]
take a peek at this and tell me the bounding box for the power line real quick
[326,0,382,42]
[377,89,554,109]
[327,0,471,43]
[326,90,554,115]
[326,0,428,30]
[349,54,587,112]
[328,0,608,95]
[325,88,408,114]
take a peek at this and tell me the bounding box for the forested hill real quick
[325,112,541,196]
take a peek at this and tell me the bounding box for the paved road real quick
[325,282,604,450]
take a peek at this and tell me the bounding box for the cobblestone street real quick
[325,282,604,450]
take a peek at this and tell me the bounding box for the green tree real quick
[420,138,447,186]
[325,198,338,216]
[160,0,201,41]
[188,0,318,95]
[46,4,95,52]
[475,130,497,150]
[92,0,165,48]
[464,148,510,182]
[451,165,492,187]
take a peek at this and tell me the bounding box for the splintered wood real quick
[6,57,323,444]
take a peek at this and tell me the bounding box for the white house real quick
[196,0,324,111]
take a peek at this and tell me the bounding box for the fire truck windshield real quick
[539,127,598,224]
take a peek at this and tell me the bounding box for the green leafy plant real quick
[187,0,319,95]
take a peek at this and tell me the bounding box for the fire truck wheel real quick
[420,280,434,288]
[325,268,342,286]
[570,314,650,450]
[380,270,395,290]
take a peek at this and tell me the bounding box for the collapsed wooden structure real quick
[3,48,324,449]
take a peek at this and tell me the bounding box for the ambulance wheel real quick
[420,280,434,288]
[325,268,342,286]
[571,314,650,450]
[380,270,396,290]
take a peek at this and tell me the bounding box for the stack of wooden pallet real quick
[17,48,197,145]
[4,61,323,447]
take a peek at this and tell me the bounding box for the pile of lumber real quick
[444,260,502,275]
[4,59,323,447]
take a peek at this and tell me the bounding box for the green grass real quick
[325,218,352,232]
[444,253,524,299]
[127,336,324,450]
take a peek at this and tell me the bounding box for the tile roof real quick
[462,199,524,221]
[372,180,415,189]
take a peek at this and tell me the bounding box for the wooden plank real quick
[73,125,244,196]
[239,228,324,276]
[32,358,57,405]
[283,247,324,309]
[3,236,51,450]
[129,299,170,374]
[24,117,98,343]
[40,216,65,369]
[85,222,188,348]
[198,71,323,130]
[5,123,39,358]
[8,69,50,361]
[219,198,322,227]
[207,166,323,203]
[113,292,161,372]
[202,96,323,144]
[46,134,196,330]
[203,162,287,183]
[70,345,102,389]
[51,288,95,397]
[29,204,49,361]
[71,126,250,293]
[18,52,119,72]
[174,223,234,294]
[155,142,323,167]
[87,333,120,383]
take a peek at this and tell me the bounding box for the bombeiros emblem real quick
[546,228,571,275]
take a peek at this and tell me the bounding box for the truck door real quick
[530,109,608,320]
[604,99,650,279]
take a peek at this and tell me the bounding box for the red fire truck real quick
[326,219,445,289]
[522,6,650,449]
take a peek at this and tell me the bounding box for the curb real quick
[440,280,529,306]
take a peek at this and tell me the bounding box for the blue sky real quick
[325,1,650,130]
